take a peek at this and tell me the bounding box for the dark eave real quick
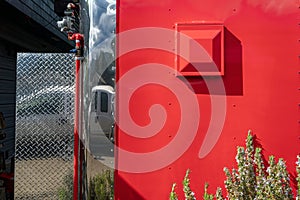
[0,1,73,52]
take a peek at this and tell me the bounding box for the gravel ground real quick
[14,153,114,200]
[14,158,73,200]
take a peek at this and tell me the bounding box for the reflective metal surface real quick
[81,0,116,168]
[15,53,75,199]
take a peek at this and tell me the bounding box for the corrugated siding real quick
[5,0,70,44]
[0,54,16,159]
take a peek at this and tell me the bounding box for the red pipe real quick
[68,33,84,200]
[73,58,80,200]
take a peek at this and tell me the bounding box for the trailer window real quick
[94,91,98,112]
[100,92,108,113]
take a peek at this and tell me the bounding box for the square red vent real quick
[175,23,224,76]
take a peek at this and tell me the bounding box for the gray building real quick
[0,1,73,197]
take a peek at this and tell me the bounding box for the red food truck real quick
[57,0,299,199]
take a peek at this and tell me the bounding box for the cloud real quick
[247,0,298,14]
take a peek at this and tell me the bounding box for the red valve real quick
[68,33,84,58]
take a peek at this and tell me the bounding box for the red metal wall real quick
[115,0,300,199]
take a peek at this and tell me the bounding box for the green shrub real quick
[169,169,196,200]
[88,169,114,200]
[169,183,178,200]
[183,169,196,200]
[297,155,300,200]
[203,183,213,200]
[170,130,300,199]
[58,170,73,200]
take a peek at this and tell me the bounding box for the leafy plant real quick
[297,155,300,200]
[203,183,213,200]
[169,169,196,200]
[170,130,300,199]
[183,169,196,200]
[88,169,114,200]
[169,183,178,200]
[223,131,294,199]
[58,170,73,200]
[215,187,224,200]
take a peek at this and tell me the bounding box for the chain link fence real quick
[15,53,75,199]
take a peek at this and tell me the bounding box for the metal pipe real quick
[68,33,84,200]
[73,57,80,200]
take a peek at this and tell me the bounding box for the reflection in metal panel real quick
[82,0,115,167]
[15,53,74,199]
[79,1,116,198]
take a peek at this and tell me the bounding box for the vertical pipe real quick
[68,33,84,200]
[73,57,80,200]
[79,141,84,199]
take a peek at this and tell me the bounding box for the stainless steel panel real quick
[15,53,74,200]
[82,0,116,166]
